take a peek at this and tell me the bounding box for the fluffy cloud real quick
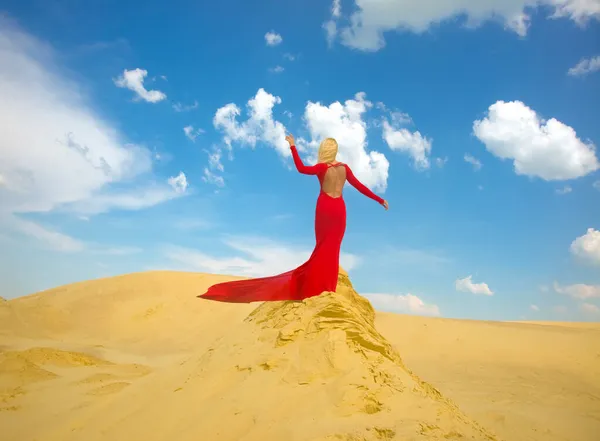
[213,88,289,157]
[114,68,166,103]
[464,154,483,171]
[382,121,432,170]
[164,236,360,278]
[303,92,389,191]
[530,304,540,311]
[332,0,342,17]
[455,275,494,296]
[264,31,283,46]
[554,281,600,299]
[168,172,188,194]
[581,303,600,314]
[202,147,225,188]
[570,228,600,266]
[213,89,430,192]
[202,169,225,188]
[363,292,441,316]
[325,0,600,51]
[473,100,599,181]
[0,22,180,225]
[568,55,600,77]
[377,101,432,170]
[183,125,205,142]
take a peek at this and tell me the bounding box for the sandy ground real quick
[1,270,598,441]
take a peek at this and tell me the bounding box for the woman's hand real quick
[285,134,295,146]
[382,200,389,210]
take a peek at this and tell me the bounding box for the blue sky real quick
[1,0,599,321]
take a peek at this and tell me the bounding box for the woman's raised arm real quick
[286,133,324,175]
[345,165,388,208]
[290,145,324,175]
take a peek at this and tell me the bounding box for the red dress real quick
[197,145,385,303]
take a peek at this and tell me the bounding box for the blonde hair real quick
[317,138,338,163]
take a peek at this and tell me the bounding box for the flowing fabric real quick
[197,145,384,303]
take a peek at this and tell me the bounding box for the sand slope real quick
[1,270,599,440]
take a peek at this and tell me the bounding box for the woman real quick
[197,134,388,303]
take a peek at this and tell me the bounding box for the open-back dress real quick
[197,144,384,303]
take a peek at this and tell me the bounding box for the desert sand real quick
[1,269,598,441]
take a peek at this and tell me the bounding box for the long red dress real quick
[197,145,385,303]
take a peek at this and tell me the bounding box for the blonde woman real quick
[198,134,388,303]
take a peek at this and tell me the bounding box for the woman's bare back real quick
[321,163,347,198]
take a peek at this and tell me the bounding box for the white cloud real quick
[552,0,600,23]
[473,100,599,181]
[114,68,166,103]
[382,120,432,170]
[303,92,389,191]
[0,21,179,225]
[213,88,289,157]
[206,148,225,172]
[464,154,483,171]
[581,303,600,314]
[332,0,342,17]
[5,215,142,255]
[183,125,205,142]
[202,168,225,188]
[554,281,600,299]
[594,180,600,191]
[325,0,600,51]
[324,19,338,47]
[269,65,285,74]
[201,146,226,187]
[556,185,573,195]
[568,55,600,77]
[363,292,441,316]
[164,236,360,278]
[8,216,86,252]
[530,304,540,311]
[173,101,199,112]
[61,185,183,215]
[570,228,600,266]
[435,157,449,168]
[283,53,297,61]
[213,89,424,193]
[264,31,283,46]
[455,275,494,296]
[168,172,188,194]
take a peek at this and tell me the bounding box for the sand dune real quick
[1,270,598,440]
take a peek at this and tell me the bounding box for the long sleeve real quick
[290,145,325,175]
[345,165,385,204]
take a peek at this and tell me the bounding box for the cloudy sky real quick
[1,0,599,321]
